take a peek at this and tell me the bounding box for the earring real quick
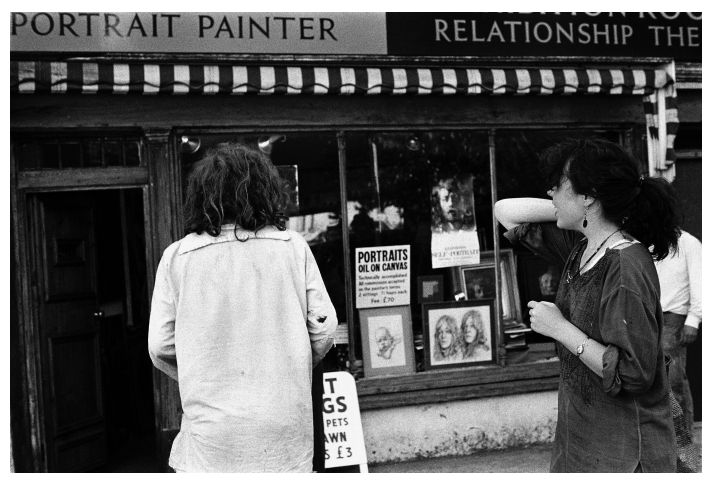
[582,207,588,228]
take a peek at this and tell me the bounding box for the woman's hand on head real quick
[527,300,565,339]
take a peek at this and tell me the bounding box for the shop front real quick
[10,12,701,471]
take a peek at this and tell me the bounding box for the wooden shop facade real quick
[10,12,701,471]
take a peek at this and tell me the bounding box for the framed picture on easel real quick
[422,299,496,370]
[358,305,416,378]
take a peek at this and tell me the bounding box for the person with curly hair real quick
[148,142,337,472]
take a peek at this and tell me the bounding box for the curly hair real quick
[183,142,289,237]
[539,138,680,260]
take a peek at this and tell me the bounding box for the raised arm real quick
[493,198,557,230]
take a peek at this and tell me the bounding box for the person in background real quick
[494,138,679,472]
[148,142,337,472]
[538,265,560,298]
[655,229,701,433]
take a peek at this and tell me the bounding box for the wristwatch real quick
[576,336,590,358]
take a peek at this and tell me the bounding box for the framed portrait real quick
[417,275,444,303]
[422,299,496,370]
[359,305,416,377]
[517,252,562,324]
[459,249,522,324]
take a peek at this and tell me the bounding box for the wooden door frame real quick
[10,130,181,471]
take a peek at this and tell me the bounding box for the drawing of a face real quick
[375,327,394,353]
[436,319,454,350]
[462,314,479,344]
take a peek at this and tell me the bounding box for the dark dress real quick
[507,223,675,472]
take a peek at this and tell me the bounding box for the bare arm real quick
[493,198,557,231]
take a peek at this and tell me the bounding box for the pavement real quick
[369,421,702,473]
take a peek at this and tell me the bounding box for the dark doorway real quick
[30,189,159,472]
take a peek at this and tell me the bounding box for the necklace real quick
[566,229,621,283]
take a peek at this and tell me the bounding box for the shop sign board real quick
[9,12,387,55]
[11,12,701,61]
[322,372,367,470]
[355,245,410,309]
[386,12,702,62]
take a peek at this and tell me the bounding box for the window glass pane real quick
[103,140,123,166]
[39,142,60,169]
[179,132,347,338]
[83,140,102,167]
[124,140,141,166]
[15,142,41,169]
[13,135,142,170]
[59,142,82,168]
[346,131,491,374]
[495,130,622,201]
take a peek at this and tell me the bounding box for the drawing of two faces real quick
[432,309,490,363]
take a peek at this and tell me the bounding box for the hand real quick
[527,300,565,339]
[682,326,699,346]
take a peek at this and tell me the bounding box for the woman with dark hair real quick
[148,142,337,472]
[494,138,680,472]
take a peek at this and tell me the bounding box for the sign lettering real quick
[355,245,410,309]
[322,372,367,469]
[386,12,701,61]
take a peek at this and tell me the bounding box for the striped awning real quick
[10,60,677,178]
[11,61,673,96]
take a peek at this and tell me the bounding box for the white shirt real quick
[654,231,702,329]
[148,225,337,472]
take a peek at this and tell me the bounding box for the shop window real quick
[345,131,494,376]
[174,127,636,395]
[13,135,142,170]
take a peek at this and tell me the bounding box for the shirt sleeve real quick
[304,243,338,367]
[599,262,660,397]
[147,250,178,381]
[504,222,580,270]
[683,234,702,329]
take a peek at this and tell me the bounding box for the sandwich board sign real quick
[322,371,368,472]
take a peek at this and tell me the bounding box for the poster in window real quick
[430,174,480,268]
